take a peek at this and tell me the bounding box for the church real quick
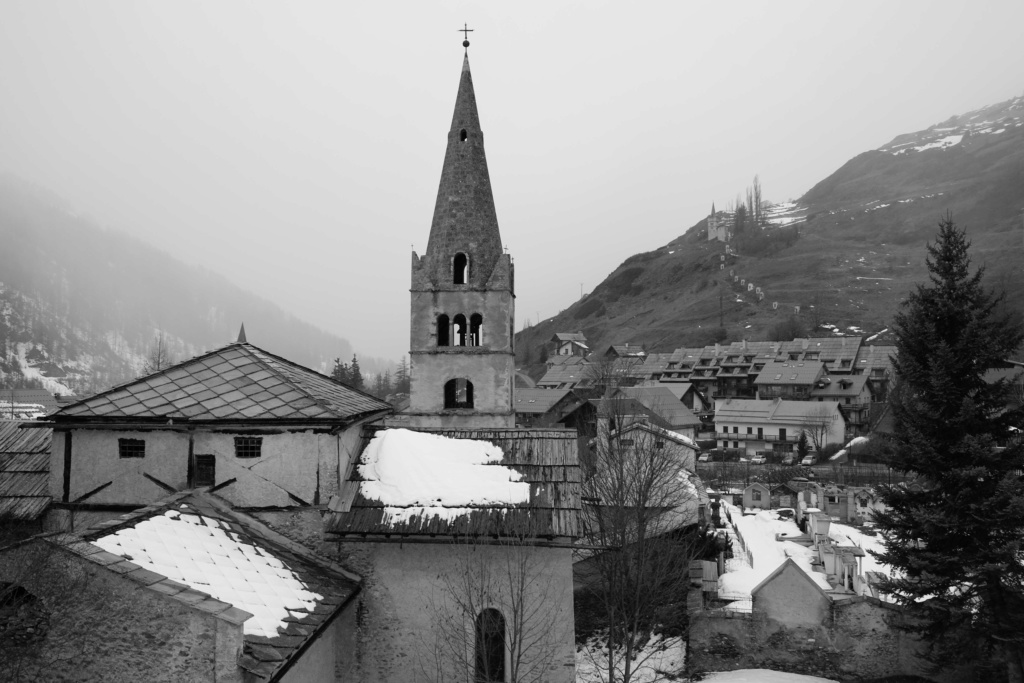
[2,41,580,683]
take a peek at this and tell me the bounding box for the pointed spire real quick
[236,323,247,344]
[712,202,716,216]
[424,53,503,286]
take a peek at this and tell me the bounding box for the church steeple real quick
[423,53,504,287]
[403,47,516,430]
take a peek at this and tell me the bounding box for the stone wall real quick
[0,540,240,682]
[337,541,576,683]
[688,588,978,682]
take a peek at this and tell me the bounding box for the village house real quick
[714,398,845,457]
[0,490,361,682]
[40,334,392,517]
[549,331,589,358]
[513,387,584,427]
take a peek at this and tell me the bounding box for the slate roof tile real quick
[52,342,392,424]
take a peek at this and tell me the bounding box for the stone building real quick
[324,47,580,683]
[400,50,515,431]
[42,337,391,515]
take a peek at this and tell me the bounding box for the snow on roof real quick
[717,506,831,601]
[94,507,322,638]
[357,428,530,524]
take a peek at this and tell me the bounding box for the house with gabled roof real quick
[39,336,391,516]
[0,490,360,682]
[549,332,589,358]
[714,398,844,457]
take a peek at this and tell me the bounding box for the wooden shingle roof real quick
[0,420,52,520]
[326,426,581,544]
[51,342,391,424]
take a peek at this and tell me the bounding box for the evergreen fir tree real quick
[349,354,363,391]
[330,357,349,384]
[394,356,411,395]
[875,216,1024,680]
[796,431,809,460]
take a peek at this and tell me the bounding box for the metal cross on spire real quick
[459,23,473,48]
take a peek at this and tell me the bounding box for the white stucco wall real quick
[50,426,362,508]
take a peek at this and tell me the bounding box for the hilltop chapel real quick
[2,43,580,683]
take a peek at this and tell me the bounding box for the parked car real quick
[801,454,818,466]
[698,453,713,463]
[780,453,797,465]
[750,454,768,465]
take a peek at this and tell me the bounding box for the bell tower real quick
[404,47,515,429]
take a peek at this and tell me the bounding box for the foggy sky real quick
[1,1,1022,363]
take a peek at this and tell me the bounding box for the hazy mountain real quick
[0,175,353,394]
[516,94,1024,366]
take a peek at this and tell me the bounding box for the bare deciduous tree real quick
[141,332,175,375]
[802,403,837,453]
[423,534,566,683]
[577,398,703,683]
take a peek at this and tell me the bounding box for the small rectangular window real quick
[118,438,145,459]
[619,439,634,446]
[234,437,263,458]
[746,427,752,434]
[752,490,762,501]
[195,454,216,487]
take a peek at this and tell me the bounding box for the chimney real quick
[742,339,748,351]
[714,343,720,355]
[801,339,809,350]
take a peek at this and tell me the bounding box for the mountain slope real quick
[516,95,1024,365]
[0,175,353,393]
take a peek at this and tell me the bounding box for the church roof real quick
[325,426,581,544]
[50,342,391,424]
[423,53,504,286]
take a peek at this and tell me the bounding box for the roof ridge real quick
[243,343,390,416]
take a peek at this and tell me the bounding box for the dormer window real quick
[454,252,469,284]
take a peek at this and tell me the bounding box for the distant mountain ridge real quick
[0,175,353,394]
[515,93,1024,366]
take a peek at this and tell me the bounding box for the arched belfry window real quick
[437,314,450,347]
[454,252,469,285]
[460,128,468,142]
[453,314,468,347]
[470,313,483,347]
[444,379,474,409]
[475,609,505,682]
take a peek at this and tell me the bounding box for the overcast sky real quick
[1,1,1022,363]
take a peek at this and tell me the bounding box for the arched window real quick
[437,314,450,346]
[453,314,468,347]
[460,128,468,142]
[443,379,474,409]
[475,609,505,682]
[454,253,469,285]
[469,313,483,347]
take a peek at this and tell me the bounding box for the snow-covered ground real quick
[576,634,685,683]
[717,507,830,601]
[701,670,839,683]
